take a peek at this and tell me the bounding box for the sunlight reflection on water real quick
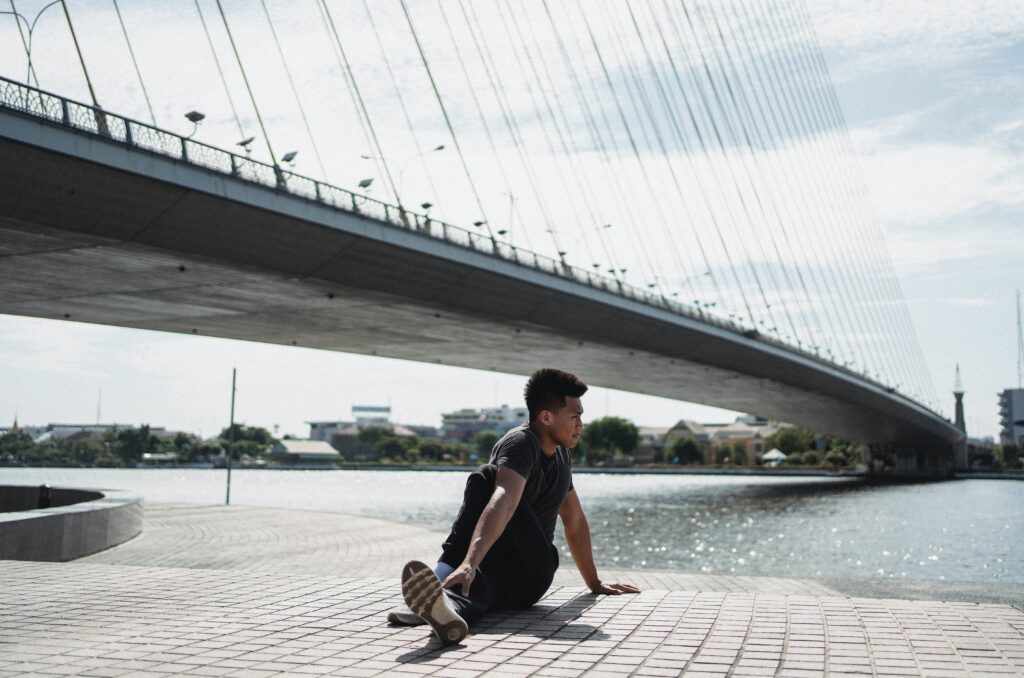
[5,468,1021,583]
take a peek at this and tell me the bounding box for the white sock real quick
[434,561,454,581]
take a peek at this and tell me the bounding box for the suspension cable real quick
[398,0,492,237]
[362,0,448,222]
[436,1,522,242]
[213,0,276,163]
[193,0,244,140]
[59,0,100,107]
[779,0,938,402]
[540,0,667,292]
[459,0,561,255]
[258,0,329,180]
[111,0,156,125]
[8,0,39,87]
[317,0,396,200]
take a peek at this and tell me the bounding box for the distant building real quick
[634,426,670,464]
[703,418,780,465]
[139,452,179,467]
[999,388,1024,444]
[352,405,391,428]
[270,439,339,468]
[308,409,435,461]
[441,404,528,441]
[403,424,440,439]
[31,423,141,444]
[660,417,781,464]
[307,420,354,443]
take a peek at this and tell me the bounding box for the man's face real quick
[547,396,584,449]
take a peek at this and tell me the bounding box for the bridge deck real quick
[0,93,962,451]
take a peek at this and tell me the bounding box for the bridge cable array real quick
[2,0,941,412]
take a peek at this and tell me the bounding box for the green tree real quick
[802,450,821,466]
[579,416,639,461]
[670,436,704,465]
[416,440,444,461]
[113,426,158,466]
[0,431,37,465]
[731,441,748,465]
[995,443,1021,470]
[765,426,817,455]
[715,445,732,464]
[219,424,276,459]
[475,431,499,457]
[374,436,408,460]
[357,426,392,446]
[823,449,848,468]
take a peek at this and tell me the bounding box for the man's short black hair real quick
[524,368,588,421]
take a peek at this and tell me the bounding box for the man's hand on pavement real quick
[441,562,477,597]
[589,581,641,595]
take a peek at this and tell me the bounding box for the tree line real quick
[7,418,1017,471]
[0,424,273,468]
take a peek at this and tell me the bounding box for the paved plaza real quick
[2,504,1023,677]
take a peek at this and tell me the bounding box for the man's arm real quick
[442,465,526,596]
[559,488,640,595]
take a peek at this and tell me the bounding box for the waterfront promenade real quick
[2,504,1023,677]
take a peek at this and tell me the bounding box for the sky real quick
[0,0,1021,439]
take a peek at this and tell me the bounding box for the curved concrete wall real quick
[0,485,142,562]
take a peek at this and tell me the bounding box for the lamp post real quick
[397,144,444,208]
[184,110,205,139]
[225,368,236,506]
[362,144,445,211]
[2,0,63,87]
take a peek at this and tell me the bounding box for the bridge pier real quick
[868,442,956,479]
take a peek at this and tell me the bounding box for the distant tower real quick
[953,364,965,432]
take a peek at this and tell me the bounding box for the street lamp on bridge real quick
[184,110,205,139]
[361,144,445,211]
[1,0,63,87]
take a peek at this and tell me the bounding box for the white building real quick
[270,439,340,468]
[441,404,528,441]
[352,405,391,428]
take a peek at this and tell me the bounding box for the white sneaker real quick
[386,604,426,626]
[401,560,468,644]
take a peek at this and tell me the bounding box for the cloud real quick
[993,118,1024,135]
[855,137,1024,227]
[808,0,1024,78]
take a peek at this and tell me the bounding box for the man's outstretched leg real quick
[401,560,469,644]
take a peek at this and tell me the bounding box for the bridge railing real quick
[0,74,918,402]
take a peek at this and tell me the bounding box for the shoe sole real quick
[401,560,468,644]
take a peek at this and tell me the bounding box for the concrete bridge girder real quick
[0,110,964,457]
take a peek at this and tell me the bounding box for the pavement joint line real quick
[3,504,1024,677]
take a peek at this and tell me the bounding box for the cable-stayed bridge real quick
[0,1,963,472]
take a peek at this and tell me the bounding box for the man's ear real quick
[538,410,553,427]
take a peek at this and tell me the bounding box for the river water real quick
[4,468,1022,584]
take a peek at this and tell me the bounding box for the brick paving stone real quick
[2,504,1024,677]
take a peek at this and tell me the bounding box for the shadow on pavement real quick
[395,592,610,662]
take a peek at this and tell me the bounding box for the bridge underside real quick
[0,118,962,453]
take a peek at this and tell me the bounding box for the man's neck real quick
[528,421,558,457]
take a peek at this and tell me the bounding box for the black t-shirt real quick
[489,423,574,543]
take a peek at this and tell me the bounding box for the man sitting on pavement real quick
[391,368,640,644]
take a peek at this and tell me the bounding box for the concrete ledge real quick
[0,484,142,561]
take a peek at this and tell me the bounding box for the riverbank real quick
[12,462,1024,480]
